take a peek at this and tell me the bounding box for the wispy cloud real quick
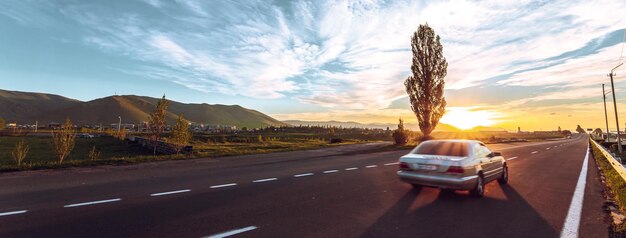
[51,1,626,105]
[3,0,626,127]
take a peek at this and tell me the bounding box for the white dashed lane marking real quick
[507,157,518,161]
[210,183,237,189]
[294,173,314,177]
[64,198,121,208]
[205,226,258,238]
[253,178,277,183]
[1,154,417,216]
[150,189,191,197]
[0,210,27,217]
[532,151,539,154]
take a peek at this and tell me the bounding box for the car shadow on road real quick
[359,184,559,238]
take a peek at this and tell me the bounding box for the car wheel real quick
[470,174,485,197]
[498,165,508,184]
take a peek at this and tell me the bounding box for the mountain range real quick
[0,89,286,128]
[0,89,508,132]
[283,120,464,132]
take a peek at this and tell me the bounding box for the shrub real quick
[12,140,29,166]
[392,118,409,145]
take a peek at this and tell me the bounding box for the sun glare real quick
[440,107,499,130]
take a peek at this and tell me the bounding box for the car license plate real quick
[417,164,437,170]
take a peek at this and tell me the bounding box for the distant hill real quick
[0,89,287,128]
[0,90,81,122]
[283,120,461,132]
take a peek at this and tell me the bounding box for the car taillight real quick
[446,166,464,174]
[399,162,410,171]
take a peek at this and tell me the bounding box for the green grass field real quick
[0,134,364,172]
[0,136,152,168]
[590,141,626,233]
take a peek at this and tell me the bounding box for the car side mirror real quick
[492,152,502,157]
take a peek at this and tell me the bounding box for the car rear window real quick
[411,141,469,157]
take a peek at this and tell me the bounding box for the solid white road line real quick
[323,170,339,174]
[384,162,399,166]
[253,178,277,183]
[366,165,378,168]
[64,198,121,208]
[507,157,518,161]
[294,173,314,177]
[210,183,237,189]
[560,145,589,238]
[206,226,258,238]
[150,189,191,197]
[0,210,27,217]
[345,167,358,171]
[531,151,539,154]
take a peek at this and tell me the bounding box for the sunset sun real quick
[440,107,499,130]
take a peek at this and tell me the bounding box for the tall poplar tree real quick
[404,24,447,140]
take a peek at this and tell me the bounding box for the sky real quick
[1,0,626,131]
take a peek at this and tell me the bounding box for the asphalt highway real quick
[0,134,608,237]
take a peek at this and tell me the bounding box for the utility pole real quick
[609,62,624,153]
[603,84,610,141]
[118,116,122,132]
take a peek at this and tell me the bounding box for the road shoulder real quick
[579,150,610,237]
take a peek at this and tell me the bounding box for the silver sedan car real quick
[397,139,508,197]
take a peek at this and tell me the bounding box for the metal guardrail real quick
[590,139,626,180]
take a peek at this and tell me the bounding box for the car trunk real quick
[400,154,468,175]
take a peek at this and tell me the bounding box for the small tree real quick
[576,125,586,134]
[0,117,5,130]
[89,146,100,161]
[12,140,29,166]
[170,114,191,154]
[404,24,447,140]
[149,95,169,155]
[392,118,409,145]
[52,117,76,163]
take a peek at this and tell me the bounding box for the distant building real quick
[110,123,135,131]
